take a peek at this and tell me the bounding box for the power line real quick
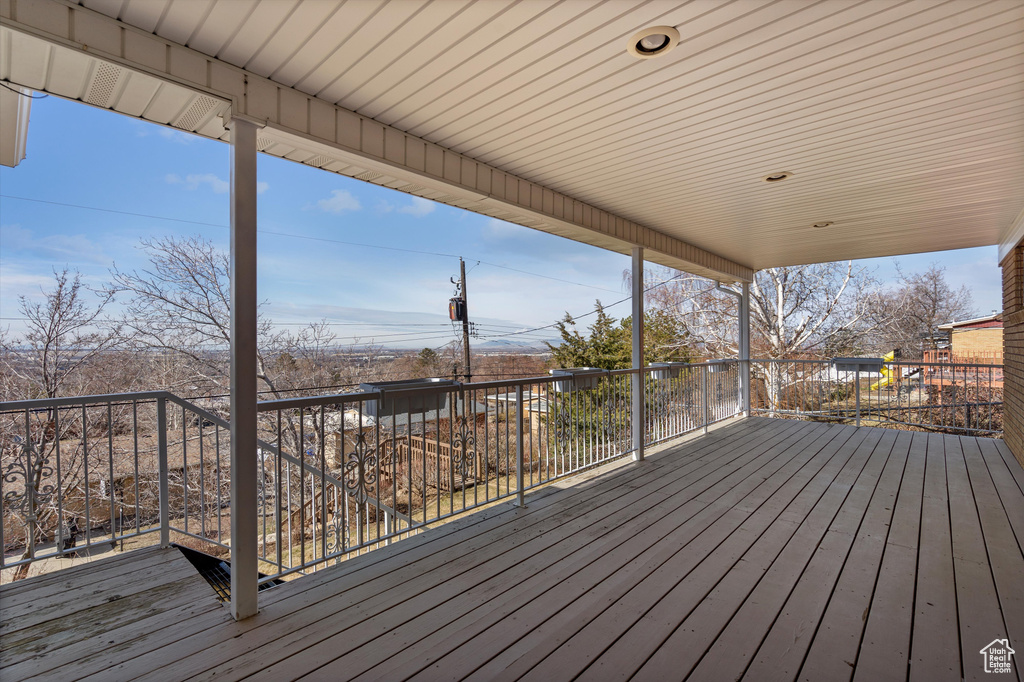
[0,194,621,293]
[474,273,694,341]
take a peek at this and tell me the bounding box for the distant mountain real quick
[476,339,555,351]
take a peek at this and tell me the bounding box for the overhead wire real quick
[2,197,707,345]
[473,272,703,341]
[0,194,621,293]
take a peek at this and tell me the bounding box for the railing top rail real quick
[752,358,1001,370]
[460,376,559,391]
[1,360,745,413]
[0,390,171,411]
[257,390,379,411]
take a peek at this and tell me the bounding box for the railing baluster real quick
[82,404,91,549]
[54,407,65,554]
[158,396,169,548]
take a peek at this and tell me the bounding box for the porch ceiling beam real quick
[0,0,752,284]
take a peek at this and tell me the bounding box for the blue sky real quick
[0,95,1003,348]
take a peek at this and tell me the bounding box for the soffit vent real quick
[401,184,425,194]
[434,194,460,204]
[256,136,273,151]
[305,155,332,168]
[174,95,220,131]
[354,170,384,182]
[85,62,122,107]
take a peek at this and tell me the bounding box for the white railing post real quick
[855,369,862,427]
[631,247,645,461]
[739,282,751,416]
[703,368,710,434]
[226,113,261,620]
[516,384,525,507]
[157,395,169,548]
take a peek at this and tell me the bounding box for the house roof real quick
[2,1,1023,276]
[938,312,1004,330]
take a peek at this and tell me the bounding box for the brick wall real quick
[1002,243,1024,467]
[951,328,1004,358]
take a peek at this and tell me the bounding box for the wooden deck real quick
[2,417,1022,681]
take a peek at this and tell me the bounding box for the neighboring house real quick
[938,313,1004,363]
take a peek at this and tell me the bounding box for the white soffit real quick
[0,3,750,283]
[6,0,1024,271]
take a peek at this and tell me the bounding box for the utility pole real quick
[460,257,472,383]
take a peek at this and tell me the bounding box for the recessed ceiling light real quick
[812,221,834,229]
[762,171,794,182]
[627,26,680,59]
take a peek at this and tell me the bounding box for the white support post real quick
[227,115,260,621]
[516,384,525,507]
[157,396,169,548]
[739,282,751,417]
[631,247,645,462]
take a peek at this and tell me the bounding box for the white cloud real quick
[375,196,437,217]
[0,224,108,263]
[166,173,268,195]
[317,189,362,213]
[397,197,436,217]
[484,218,526,238]
[157,127,198,145]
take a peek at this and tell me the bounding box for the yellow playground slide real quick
[869,350,897,390]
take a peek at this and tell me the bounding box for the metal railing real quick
[0,392,233,579]
[1,362,741,584]
[750,358,1003,436]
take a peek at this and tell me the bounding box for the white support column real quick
[739,282,751,417]
[227,115,260,621]
[632,247,645,462]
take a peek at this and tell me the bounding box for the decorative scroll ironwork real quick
[342,432,378,504]
[325,510,348,562]
[2,438,56,531]
[450,418,477,481]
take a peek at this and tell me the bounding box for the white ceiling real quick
[16,0,1024,270]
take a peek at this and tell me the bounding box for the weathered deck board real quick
[961,436,1024,682]
[347,422,821,682]
[2,418,1022,682]
[797,429,910,682]
[444,422,849,682]
[740,429,897,682]
[195,421,813,682]
[0,545,223,679]
[75,418,789,681]
[908,433,961,682]
[946,434,1018,682]
[852,431,927,682]
[563,424,870,682]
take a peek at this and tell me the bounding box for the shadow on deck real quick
[2,417,1022,681]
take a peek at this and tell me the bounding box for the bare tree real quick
[2,269,121,399]
[109,236,273,395]
[1,269,123,578]
[871,264,975,357]
[633,262,877,408]
[635,263,874,358]
[108,237,360,540]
